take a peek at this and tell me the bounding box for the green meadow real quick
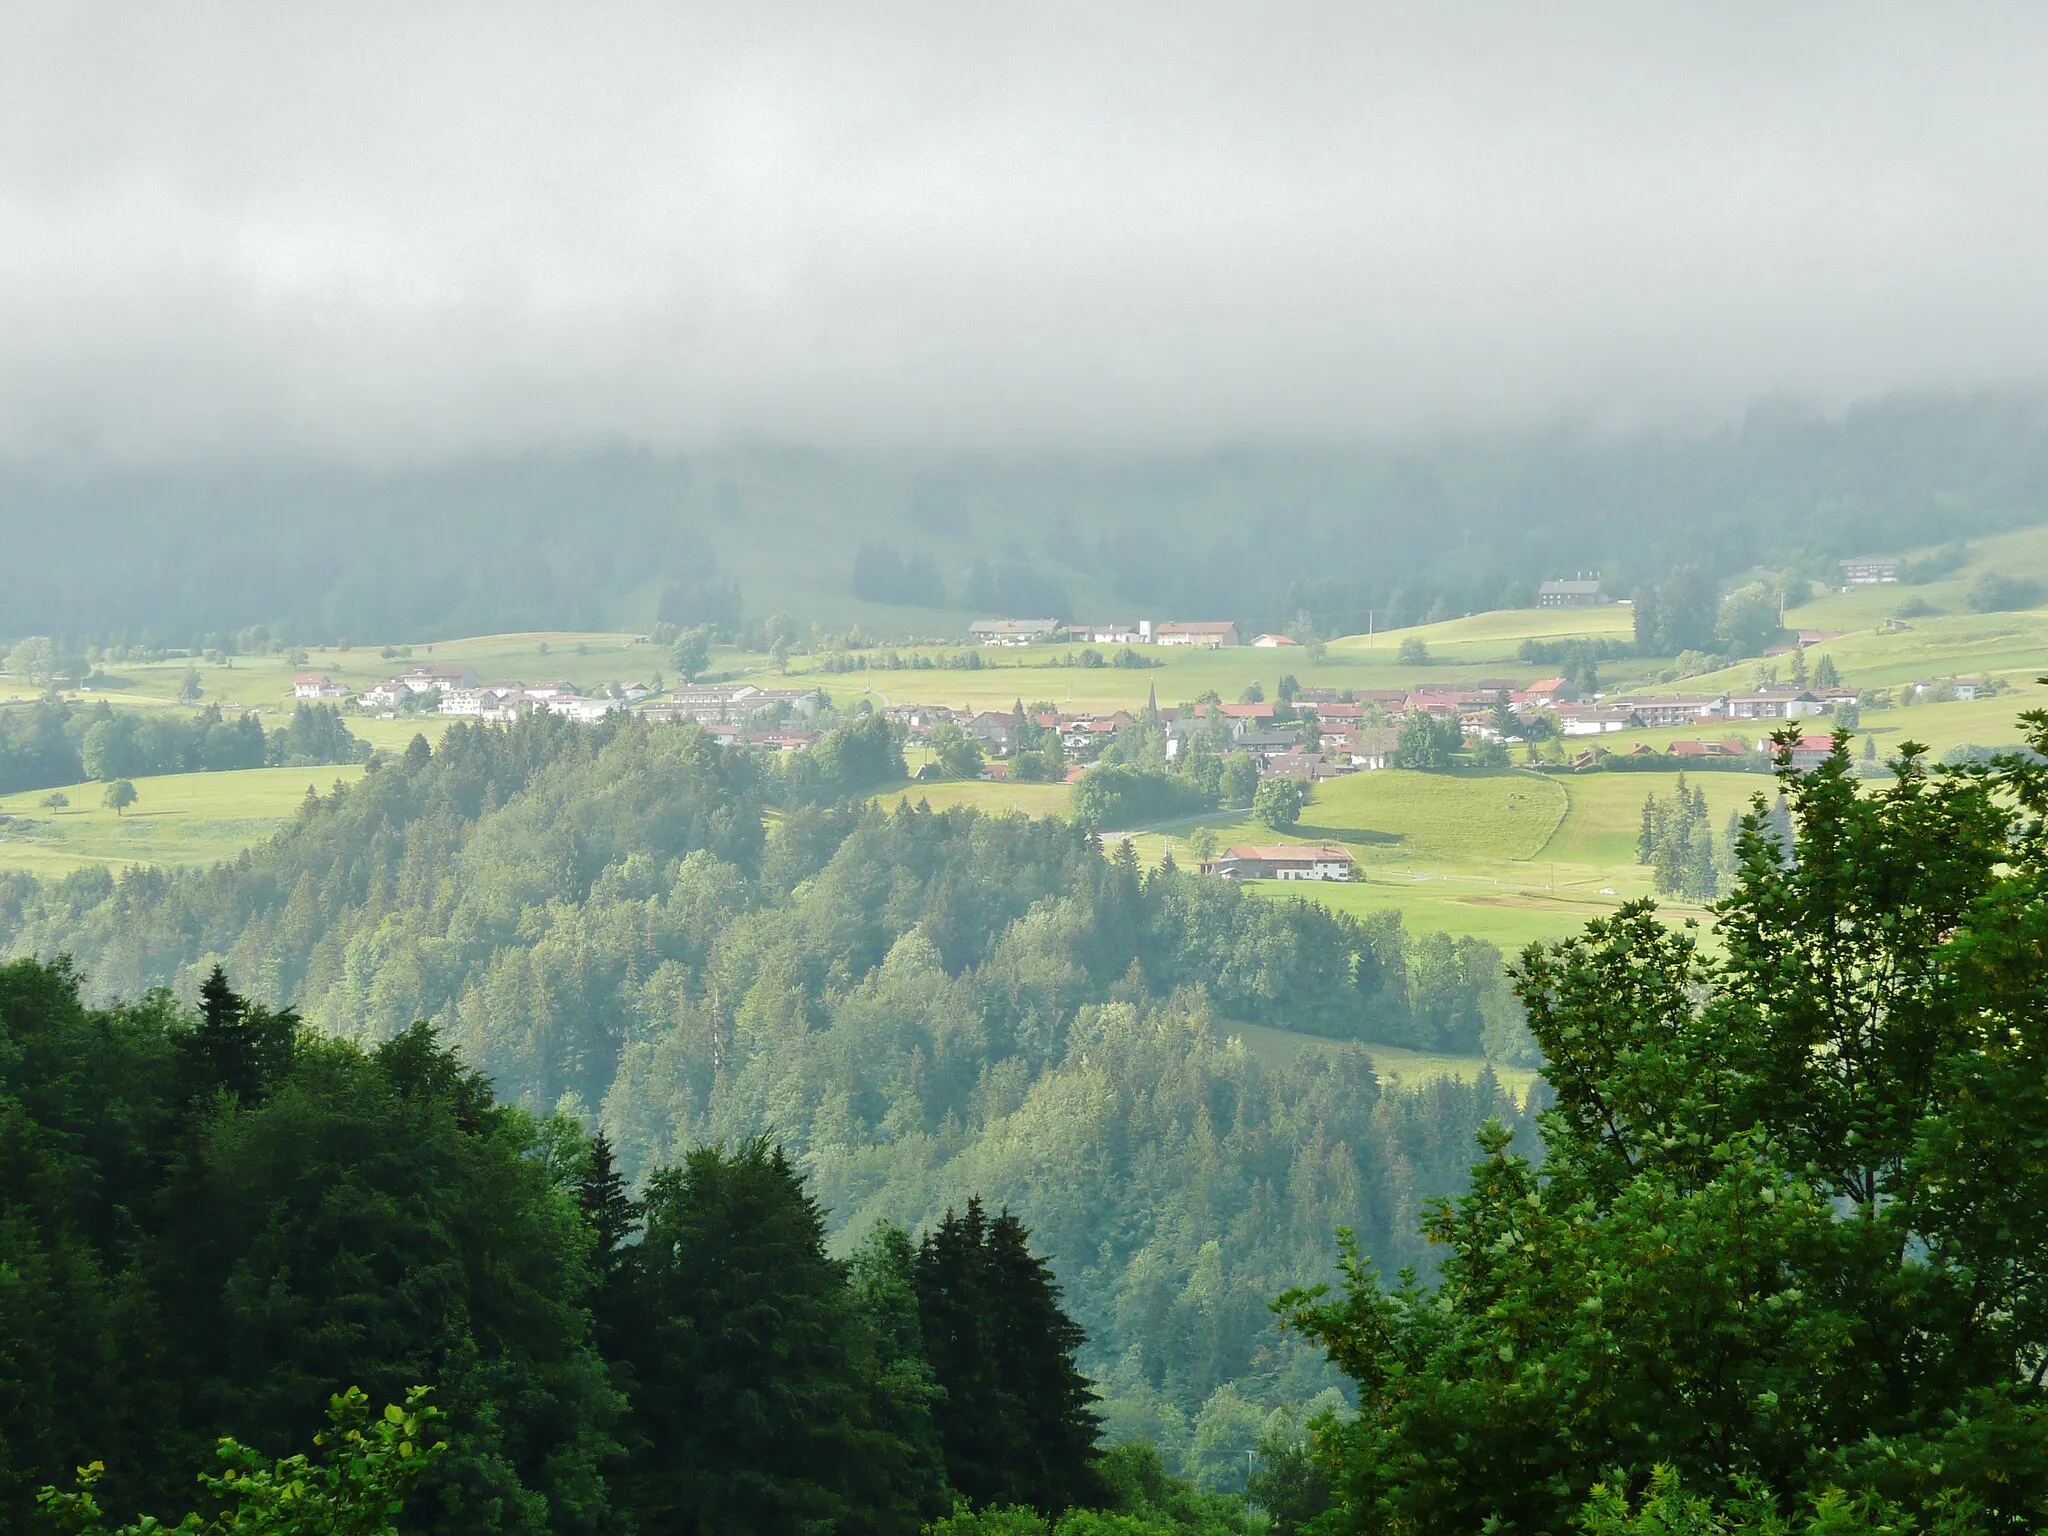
[0,764,369,877]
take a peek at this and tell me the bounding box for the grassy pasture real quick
[0,764,368,877]
[1229,1020,1542,1100]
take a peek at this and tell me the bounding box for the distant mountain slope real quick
[5,390,2047,645]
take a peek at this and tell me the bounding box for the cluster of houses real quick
[969,619,1254,649]
[301,664,653,726]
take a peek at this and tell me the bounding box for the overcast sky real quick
[3,2,2047,462]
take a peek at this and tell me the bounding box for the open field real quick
[1230,1020,1542,1101]
[0,764,369,877]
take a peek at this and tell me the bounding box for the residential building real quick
[403,664,478,692]
[1250,633,1299,648]
[1154,621,1240,649]
[1261,750,1352,782]
[359,679,409,710]
[1516,678,1574,712]
[966,711,1015,750]
[1601,696,1724,729]
[1537,577,1607,608]
[969,618,1062,646]
[1769,735,1839,773]
[1554,704,1641,736]
[1723,688,1826,721]
[1089,622,1150,645]
[1669,739,1746,759]
[1840,557,1900,586]
[292,674,350,700]
[1207,844,1354,882]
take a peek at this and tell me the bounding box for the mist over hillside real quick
[8,390,2047,646]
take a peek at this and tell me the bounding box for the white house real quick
[292,674,351,701]
[1207,844,1353,881]
[1250,633,1299,648]
[1840,557,1900,585]
[404,663,478,693]
[1154,621,1240,649]
[969,618,1062,646]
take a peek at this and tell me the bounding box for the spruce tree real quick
[177,965,297,1102]
[621,1138,925,1535]
[1636,792,1659,865]
[914,1199,1102,1514]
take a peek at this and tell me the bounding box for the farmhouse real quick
[1516,678,1574,712]
[970,618,1062,646]
[1537,577,1607,608]
[1154,621,1240,649]
[1669,739,1746,759]
[1207,844,1354,881]
[1088,622,1151,645]
[1250,633,1299,648]
[1840,557,1900,586]
[292,674,350,700]
[359,680,409,710]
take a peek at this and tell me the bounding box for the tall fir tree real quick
[619,1138,928,1536]
[914,1199,1103,1514]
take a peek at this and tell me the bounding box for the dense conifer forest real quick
[0,711,1537,1473]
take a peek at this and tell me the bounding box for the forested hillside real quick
[7,390,2048,644]
[0,712,1536,1461]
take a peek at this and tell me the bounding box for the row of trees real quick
[0,698,370,795]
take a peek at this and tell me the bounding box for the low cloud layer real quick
[4,2,2047,461]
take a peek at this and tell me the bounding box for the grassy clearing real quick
[0,765,368,876]
[1229,1020,1542,1100]
[1125,770,1566,870]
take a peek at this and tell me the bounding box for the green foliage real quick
[6,634,59,686]
[930,721,987,780]
[613,1138,940,1533]
[263,705,371,769]
[1070,765,1214,830]
[1278,727,2048,1533]
[1716,581,1783,655]
[1634,774,1719,900]
[37,1387,444,1536]
[0,697,361,796]
[1388,710,1461,771]
[100,779,136,814]
[668,624,712,681]
[1394,637,1428,667]
[1965,570,2044,612]
[1,712,1540,1470]
[915,1200,1103,1513]
[1251,778,1307,831]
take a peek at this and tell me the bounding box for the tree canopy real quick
[1281,725,2048,1532]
